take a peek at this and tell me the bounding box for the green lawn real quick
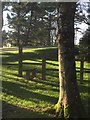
[1,47,90,118]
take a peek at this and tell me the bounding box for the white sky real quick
[75,23,88,44]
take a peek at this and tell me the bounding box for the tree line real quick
[2,2,90,62]
[2,2,90,46]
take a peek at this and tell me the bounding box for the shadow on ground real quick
[2,101,50,118]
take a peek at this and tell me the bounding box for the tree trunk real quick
[26,9,33,44]
[48,13,51,46]
[17,28,23,77]
[18,43,23,77]
[17,2,22,77]
[54,3,86,118]
[80,59,84,84]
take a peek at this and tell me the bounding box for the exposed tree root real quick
[42,102,87,119]
[54,102,70,119]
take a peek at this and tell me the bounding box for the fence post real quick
[80,59,84,84]
[42,56,46,80]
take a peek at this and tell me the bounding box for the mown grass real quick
[1,47,90,118]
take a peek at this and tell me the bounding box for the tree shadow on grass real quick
[3,73,59,94]
[2,51,38,65]
[46,70,59,78]
[2,101,50,118]
[2,47,58,65]
[2,79,58,104]
[78,82,90,117]
[46,61,58,66]
[2,70,59,88]
[31,78,59,88]
[2,78,58,118]
[34,47,58,61]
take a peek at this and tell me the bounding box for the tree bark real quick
[54,2,86,118]
[18,42,23,77]
[17,26,23,77]
[48,13,52,46]
[80,59,84,84]
[17,2,22,77]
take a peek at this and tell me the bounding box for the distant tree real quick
[5,2,60,47]
[75,2,90,26]
[2,30,8,46]
[79,27,90,62]
[7,2,32,76]
[31,2,57,46]
[2,30,14,46]
[40,3,57,46]
[78,3,90,62]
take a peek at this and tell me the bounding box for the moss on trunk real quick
[54,102,71,119]
[53,100,87,119]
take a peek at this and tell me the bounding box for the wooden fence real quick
[42,58,90,83]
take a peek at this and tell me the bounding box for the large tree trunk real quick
[54,3,86,118]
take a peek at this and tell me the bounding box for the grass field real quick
[1,47,90,118]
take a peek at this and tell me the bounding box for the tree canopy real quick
[79,27,90,61]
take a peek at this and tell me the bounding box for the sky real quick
[2,4,88,45]
[75,23,88,44]
[3,11,9,32]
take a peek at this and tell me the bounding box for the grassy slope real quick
[1,47,90,118]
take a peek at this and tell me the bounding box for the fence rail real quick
[42,58,90,83]
[3,58,89,83]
